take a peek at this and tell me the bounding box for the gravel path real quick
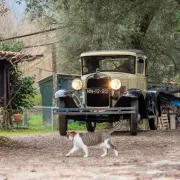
[0,130,180,180]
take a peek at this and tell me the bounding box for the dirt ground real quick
[0,130,180,180]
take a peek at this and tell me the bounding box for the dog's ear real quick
[72,131,77,135]
[66,131,70,137]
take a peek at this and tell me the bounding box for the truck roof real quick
[80,50,145,57]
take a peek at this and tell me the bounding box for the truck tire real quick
[130,99,138,136]
[148,117,157,130]
[58,98,68,136]
[59,115,67,136]
[86,121,96,132]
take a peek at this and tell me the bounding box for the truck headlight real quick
[110,79,121,90]
[72,79,83,90]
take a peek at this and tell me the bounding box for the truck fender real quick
[55,89,81,108]
[115,89,147,119]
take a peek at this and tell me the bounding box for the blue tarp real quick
[170,101,180,108]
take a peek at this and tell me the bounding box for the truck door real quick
[137,58,147,90]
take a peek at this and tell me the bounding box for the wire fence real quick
[23,106,58,130]
[21,106,149,131]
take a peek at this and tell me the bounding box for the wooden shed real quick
[0,51,41,127]
[38,73,81,125]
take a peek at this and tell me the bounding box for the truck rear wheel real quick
[148,117,158,130]
[130,99,138,136]
[86,121,96,132]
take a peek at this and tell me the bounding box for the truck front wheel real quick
[58,98,68,136]
[59,115,68,136]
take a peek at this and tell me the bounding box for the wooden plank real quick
[160,113,169,129]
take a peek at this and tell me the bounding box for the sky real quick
[6,0,26,22]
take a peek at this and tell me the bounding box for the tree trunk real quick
[51,44,57,106]
[131,12,155,49]
[0,108,10,130]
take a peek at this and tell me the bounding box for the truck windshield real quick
[82,55,135,75]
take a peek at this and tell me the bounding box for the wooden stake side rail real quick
[53,107,136,115]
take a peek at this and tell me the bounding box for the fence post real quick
[51,107,54,131]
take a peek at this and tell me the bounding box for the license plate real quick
[86,88,109,94]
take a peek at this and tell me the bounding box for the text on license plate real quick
[86,88,109,94]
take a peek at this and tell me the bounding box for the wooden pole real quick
[51,44,57,106]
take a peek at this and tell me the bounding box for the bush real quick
[10,69,37,114]
[33,94,42,106]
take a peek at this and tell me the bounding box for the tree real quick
[25,0,180,83]
[0,1,8,16]
[9,68,37,114]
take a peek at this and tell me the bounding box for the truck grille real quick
[86,78,110,107]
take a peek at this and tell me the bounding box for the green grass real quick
[68,122,86,131]
[0,129,56,137]
[0,114,109,137]
[27,115,52,131]
[27,115,43,126]
[0,115,53,137]
[67,122,107,131]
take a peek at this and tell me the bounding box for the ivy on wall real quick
[0,40,24,52]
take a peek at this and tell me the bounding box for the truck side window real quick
[137,58,144,74]
[145,59,148,76]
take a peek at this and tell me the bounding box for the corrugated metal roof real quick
[0,51,42,63]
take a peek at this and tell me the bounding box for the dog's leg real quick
[66,145,79,157]
[82,145,88,158]
[100,143,108,157]
[101,147,108,157]
[108,140,118,157]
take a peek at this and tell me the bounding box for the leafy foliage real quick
[33,94,42,106]
[0,1,8,16]
[177,11,180,33]
[0,40,24,52]
[10,68,37,114]
[25,0,180,83]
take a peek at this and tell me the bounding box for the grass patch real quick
[0,136,12,145]
[68,122,86,131]
[0,129,56,137]
[28,115,43,126]
[0,115,110,137]
[0,115,53,137]
[27,115,52,131]
[67,122,107,131]
[96,122,108,130]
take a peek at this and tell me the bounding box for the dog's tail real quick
[108,121,123,135]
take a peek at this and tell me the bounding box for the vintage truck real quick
[54,50,161,136]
